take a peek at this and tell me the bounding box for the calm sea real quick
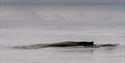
[0,4,125,63]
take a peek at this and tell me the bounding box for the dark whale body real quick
[13,41,119,49]
[42,41,94,47]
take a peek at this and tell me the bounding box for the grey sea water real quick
[0,4,125,63]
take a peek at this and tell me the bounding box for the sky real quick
[1,0,125,5]
[0,0,124,30]
[0,0,125,45]
[1,5,124,30]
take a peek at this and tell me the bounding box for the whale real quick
[41,41,94,47]
[13,41,119,49]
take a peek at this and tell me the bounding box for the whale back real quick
[78,41,94,47]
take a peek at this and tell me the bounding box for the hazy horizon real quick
[1,3,125,45]
[1,0,125,63]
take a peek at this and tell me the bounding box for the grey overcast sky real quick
[1,0,125,5]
